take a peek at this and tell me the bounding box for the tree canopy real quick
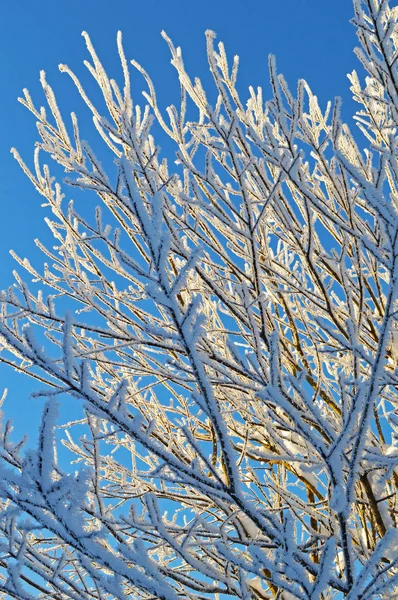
[0,0,397,598]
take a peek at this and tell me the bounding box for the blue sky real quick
[0,0,359,439]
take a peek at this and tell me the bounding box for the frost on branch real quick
[0,0,398,598]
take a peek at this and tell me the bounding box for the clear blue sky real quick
[0,0,359,440]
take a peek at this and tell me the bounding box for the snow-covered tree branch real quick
[0,0,397,597]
